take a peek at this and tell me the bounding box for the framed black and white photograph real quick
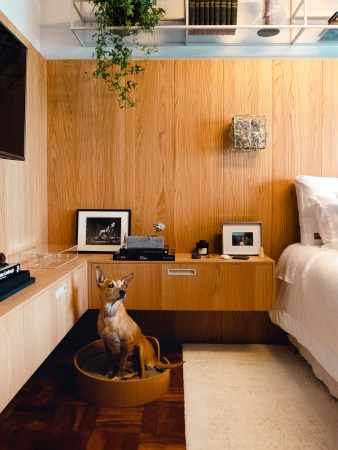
[76,209,131,253]
[222,222,262,256]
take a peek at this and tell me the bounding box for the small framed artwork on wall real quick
[222,222,262,256]
[76,209,131,253]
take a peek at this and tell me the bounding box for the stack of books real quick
[113,246,175,261]
[0,263,36,302]
[189,0,238,35]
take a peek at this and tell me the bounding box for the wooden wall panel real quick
[47,58,338,262]
[47,60,126,244]
[47,60,175,244]
[126,60,175,239]
[271,60,323,259]
[0,13,47,257]
[222,60,273,256]
[322,60,338,176]
[174,60,224,252]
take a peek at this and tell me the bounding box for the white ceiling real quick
[1,0,338,59]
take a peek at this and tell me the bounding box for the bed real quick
[269,175,338,398]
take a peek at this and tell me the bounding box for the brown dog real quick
[96,266,183,380]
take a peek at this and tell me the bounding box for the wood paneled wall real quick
[0,13,47,257]
[47,59,338,261]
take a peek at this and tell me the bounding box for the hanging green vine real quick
[90,0,165,108]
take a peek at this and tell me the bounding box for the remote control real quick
[232,255,249,260]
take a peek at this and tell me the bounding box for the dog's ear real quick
[96,266,106,288]
[121,273,134,288]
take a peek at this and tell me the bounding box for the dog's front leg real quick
[116,341,130,379]
[104,341,115,378]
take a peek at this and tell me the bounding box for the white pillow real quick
[310,194,338,249]
[294,175,338,245]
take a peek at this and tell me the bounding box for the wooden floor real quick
[0,311,186,450]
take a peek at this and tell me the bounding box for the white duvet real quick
[269,243,338,385]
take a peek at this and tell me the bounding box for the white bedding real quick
[269,243,338,398]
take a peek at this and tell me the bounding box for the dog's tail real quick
[154,360,185,370]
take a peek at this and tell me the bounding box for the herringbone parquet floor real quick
[0,311,185,450]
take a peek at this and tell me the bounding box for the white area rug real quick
[183,344,338,450]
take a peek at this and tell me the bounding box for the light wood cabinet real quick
[23,289,59,377]
[0,308,26,413]
[88,254,275,311]
[23,264,88,378]
[0,259,88,413]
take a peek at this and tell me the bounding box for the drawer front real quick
[162,264,223,310]
[89,263,162,310]
[162,262,274,311]
[219,263,275,310]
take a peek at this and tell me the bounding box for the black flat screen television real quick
[0,21,27,161]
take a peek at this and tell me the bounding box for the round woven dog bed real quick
[74,337,170,407]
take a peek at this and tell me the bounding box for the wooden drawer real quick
[161,260,274,311]
[89,262,162,310]
[161,264,223,310]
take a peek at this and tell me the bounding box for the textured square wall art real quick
[231,115,266,150]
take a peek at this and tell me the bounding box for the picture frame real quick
[76,209,131,253]
[222,222,262,256]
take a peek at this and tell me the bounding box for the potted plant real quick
[90,0,165,108]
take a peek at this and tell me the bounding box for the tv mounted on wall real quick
[0,21,27,161]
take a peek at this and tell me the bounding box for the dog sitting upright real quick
[96,266,183,380]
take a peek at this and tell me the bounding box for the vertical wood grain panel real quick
[0,13,47,257]
[47,60,175,245]
[46,58,338,262]
[47,60,127,244]
[322,60,338,177]
[222,60,273,256]
[271,60,323,260]
[125,60,175,241]
[174,60,224,253]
